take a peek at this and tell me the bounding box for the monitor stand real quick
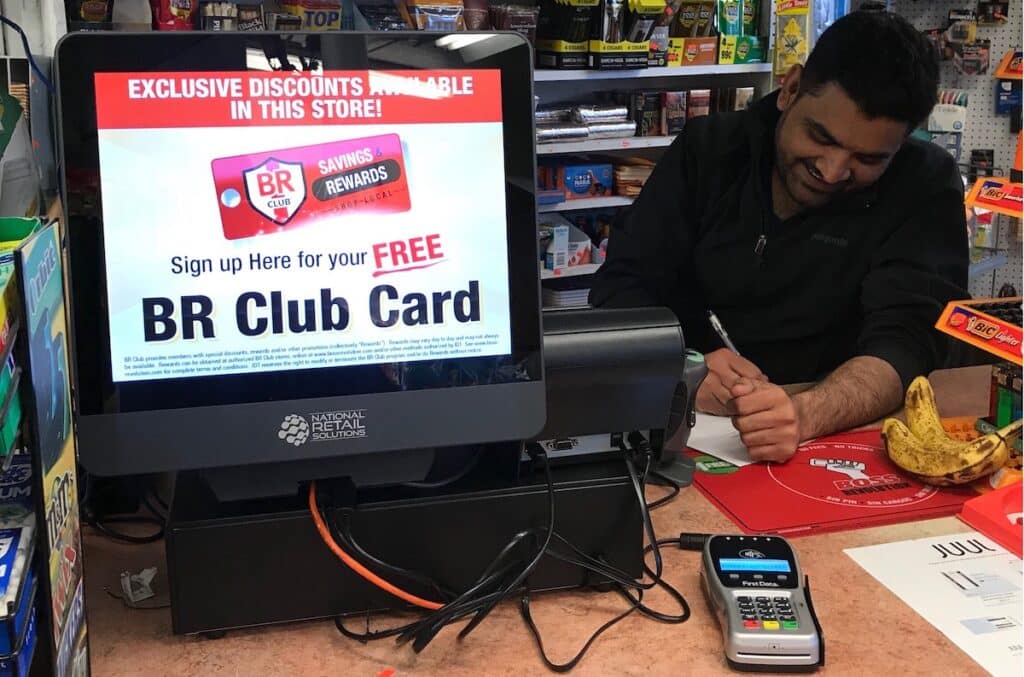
[165,442,644,636]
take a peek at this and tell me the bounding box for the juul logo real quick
[966,316,999,339]
[931,538,998,558]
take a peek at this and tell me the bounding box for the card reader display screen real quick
[93,70,511,382]
[718,558,793,573]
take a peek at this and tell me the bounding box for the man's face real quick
[774,72,907,213]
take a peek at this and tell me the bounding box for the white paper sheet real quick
[846,532,1023,677]
[682,413,753,467]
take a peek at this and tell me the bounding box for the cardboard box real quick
[667,37,718,66]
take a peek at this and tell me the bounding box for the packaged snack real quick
[151,0,199,29]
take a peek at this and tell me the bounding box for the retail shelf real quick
[537,135,676,155]
[968,253,1009,279]
[541,263,602,280]
[533,63,772,82]
[539,196,633,212]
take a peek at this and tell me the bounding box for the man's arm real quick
[731,150,968,462]
[792,356,902,439]
[589,130,696,311]
[729,356,901,461]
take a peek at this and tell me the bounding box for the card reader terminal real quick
[700,535,824,671]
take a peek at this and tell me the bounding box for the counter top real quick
[81,366,995,676]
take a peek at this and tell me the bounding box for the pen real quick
[707,310,740,355]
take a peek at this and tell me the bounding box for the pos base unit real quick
[165,459,643,635]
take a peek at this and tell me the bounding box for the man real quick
[589,11,968,462]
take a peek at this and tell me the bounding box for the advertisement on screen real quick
[93,70,511,383]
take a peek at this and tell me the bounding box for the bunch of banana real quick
[882,376,1023,486]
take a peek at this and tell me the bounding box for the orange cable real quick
[308,481,444,611]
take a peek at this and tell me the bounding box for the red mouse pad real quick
[689,429,976,535]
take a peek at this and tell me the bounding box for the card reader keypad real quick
[736,595,798,630]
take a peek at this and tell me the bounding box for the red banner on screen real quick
[94,70,502,129]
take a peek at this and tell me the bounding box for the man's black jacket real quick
[589,92,969,388]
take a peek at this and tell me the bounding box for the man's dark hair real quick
[800,11,939,128]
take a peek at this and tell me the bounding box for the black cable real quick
[645,470,681,511]
[330,445,695,673]
[0,16,54,93]
[88,515,164,544]
[519,589,640,673]
[402,447,483,489]
[333,514,455,601]
[623,450,663,583]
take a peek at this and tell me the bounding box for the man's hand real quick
[730,380,801,462]
[696,348,768,415]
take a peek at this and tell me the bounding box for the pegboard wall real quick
[894,0,1023,298]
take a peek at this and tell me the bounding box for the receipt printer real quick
[534,307,706,466]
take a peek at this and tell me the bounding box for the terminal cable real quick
[321,442,693,672]
[309,481,444,611]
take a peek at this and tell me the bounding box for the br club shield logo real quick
[243,158,306,225]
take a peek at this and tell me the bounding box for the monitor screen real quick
[57,32,544,475]
[95,68,511,383]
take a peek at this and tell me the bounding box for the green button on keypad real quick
[782,620,799,630]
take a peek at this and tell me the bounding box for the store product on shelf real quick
[718,34,764,64]
[614,157,656,196]
[200,2,265,31]
[398,0,465,30]
[535,0,598,69]
[490,3,540,43]
[152,0,199,29]
[356,0,411,29]
[661,91,687,134]
[539,214,593,271]
[687,88,711,117]
[282,0,345,29]
[630,92,663,136]
[588,0,666,69]
[536,104,636,143]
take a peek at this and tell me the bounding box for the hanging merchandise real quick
[773,0,810,76]
[977,0,1009,25]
